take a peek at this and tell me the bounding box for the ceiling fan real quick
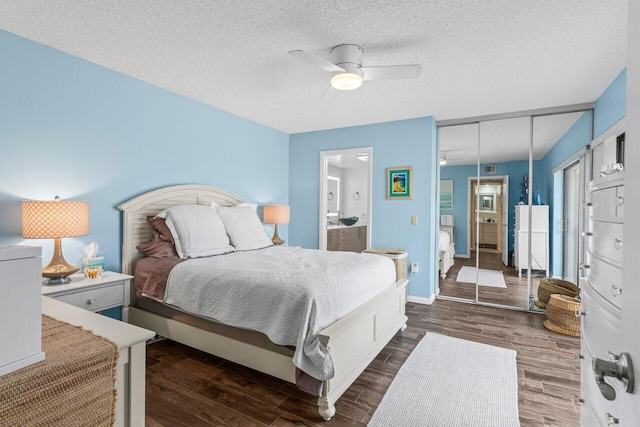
[288,44,422,91]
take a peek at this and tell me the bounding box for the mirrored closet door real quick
[437,123,478,303]
[438,107,592,311]
[477,117,532,309]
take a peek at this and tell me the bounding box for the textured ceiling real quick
[0,0,627,134]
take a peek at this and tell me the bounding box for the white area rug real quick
[368,333,520,427]
[456,266,507,288]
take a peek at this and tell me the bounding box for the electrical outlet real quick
[411,216,417,225]
[411,261,419,273]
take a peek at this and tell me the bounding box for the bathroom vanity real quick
[327,225,367,252]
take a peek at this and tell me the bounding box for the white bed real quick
[439,226,455,279]
[117,184,408,420]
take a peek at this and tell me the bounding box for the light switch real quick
[411,216,418,225]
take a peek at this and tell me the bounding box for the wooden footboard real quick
[129,278,408,421]
[439,243,455,279]
[317,278,408,420]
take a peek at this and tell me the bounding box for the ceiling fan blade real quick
[360,65,422,81]
[288,50,345,73]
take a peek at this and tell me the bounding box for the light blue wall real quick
[289,117,438,299]
[0,30,289,274]
[539,66,626,276]
[594,68,627,138]
[538,112,592,276]
[440,160,540,258]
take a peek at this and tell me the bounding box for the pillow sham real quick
[210,200,258,212]
[137,234,178,258]
[215,205,273,251]
[147,215,175,245]
[156,205,235,258]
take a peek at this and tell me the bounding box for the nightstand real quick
[41,271,133,322]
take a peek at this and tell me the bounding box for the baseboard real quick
[455,254,470,259]
[435,288,441,296]
[407,295,436,305]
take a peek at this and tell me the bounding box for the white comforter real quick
[164,246,396,381]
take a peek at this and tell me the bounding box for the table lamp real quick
[22,196,89,284]
[263,204,290,245]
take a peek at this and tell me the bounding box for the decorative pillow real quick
[156,205,235,258]
[215,205,273,251]
[137,234,178,258]
[147,216,175,245]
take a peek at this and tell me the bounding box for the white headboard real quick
[117,184,244,275]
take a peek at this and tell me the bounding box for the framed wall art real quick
[386,166,413,200]
[440,179,454,210]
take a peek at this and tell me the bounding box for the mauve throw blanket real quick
[156,246,395,385]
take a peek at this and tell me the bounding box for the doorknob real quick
[592,352,634,401]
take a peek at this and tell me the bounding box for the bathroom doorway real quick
[318,147,372,251]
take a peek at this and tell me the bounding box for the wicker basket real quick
[535,278,580,309]
[543,294,581,337]
[362,248,407,281]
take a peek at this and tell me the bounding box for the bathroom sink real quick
[339,217,359,226]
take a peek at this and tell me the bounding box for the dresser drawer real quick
[615,186,624,218]
[588,220,623,266]
[54,282,124,312]
[581,284,622,359]
[586,251,623,309]
[590,186,617,219]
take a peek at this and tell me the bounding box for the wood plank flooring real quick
[439,250,545,310]
[145,299,580,426]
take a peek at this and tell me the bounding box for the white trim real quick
[438,103,594,127]
[408,295,436,305]
[552,146,588,174]
[455,254,471,259]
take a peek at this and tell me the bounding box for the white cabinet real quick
[513,205,549,277]
[0,246,45,376]
[42,271,133,321]
[581,173,624,426]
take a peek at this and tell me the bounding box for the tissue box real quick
[82,256,104,279]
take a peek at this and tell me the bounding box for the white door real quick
[562,162,580,283]
[501,175,509,266]
[619,2,640,422]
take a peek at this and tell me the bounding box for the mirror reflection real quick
[438,110,591,310]
[325,151,370,252]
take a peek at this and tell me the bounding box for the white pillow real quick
[211,200,258,212]
[215,205,273,251]
[156,205,235,258]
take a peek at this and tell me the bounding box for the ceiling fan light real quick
[440,157,447,166]
[331,72,363,90]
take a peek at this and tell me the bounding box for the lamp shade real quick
[263,204,290,225]
[22,198,89,239]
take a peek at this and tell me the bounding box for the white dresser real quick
[513,205,549,277]
[580,120,626,426]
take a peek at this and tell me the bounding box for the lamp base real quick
[44,275,74,286]
[41,237,80,282]
[271,224,285,246]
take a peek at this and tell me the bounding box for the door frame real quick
[467,175,508,257]
[318,147,373,250]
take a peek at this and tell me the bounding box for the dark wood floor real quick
[439,250,544,310]
[145,299,580,426]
